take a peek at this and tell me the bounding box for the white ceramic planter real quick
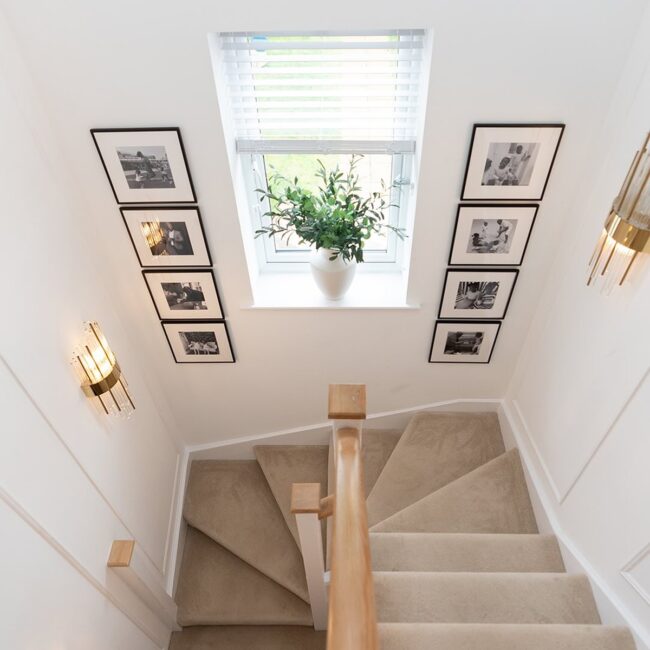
[310,248,357,300]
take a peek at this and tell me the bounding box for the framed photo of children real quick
[429,321,501,364]
[449,204,538,266]
[121,207,212,267]
[438,269,518,320]
[91,127,196,204]
[461,124,564,200]
[143,270,224,320]
[162,321,235,364]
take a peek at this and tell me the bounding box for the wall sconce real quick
[588,132,650,291]
[72,322,135,417]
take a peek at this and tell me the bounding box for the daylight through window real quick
[217,30,427,267]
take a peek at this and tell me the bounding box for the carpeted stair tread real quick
[366,412,505,526]
[361,429,403,496]
[327,429,403,499]
[377,624,636,650]
[372,449,537,534]
[326,429,403,569]
[254,445,329,548]
[176,527,313,626]
[183,460,309,602]
[169,625,326,649]
[373,572,600,624]
[370,532,564,572]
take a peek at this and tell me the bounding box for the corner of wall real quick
[499,399,650,650]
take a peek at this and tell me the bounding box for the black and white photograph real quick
[438,269,518,319]
[117,146,175,189]
[449,204,538,266]
[122,207,212,267]
[91,128,196,203]
[429,320,501,364]
[162,321,235,363]
[461,124,564,200]
[144,270,223,320]
[466,217,517,254]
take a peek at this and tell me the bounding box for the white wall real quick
[1,0,646,445]
[0,10,181,648]
[505,5,650,646]
[1,0,649,645]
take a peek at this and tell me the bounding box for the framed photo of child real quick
[449,204,538,267]
[461,124,564,201]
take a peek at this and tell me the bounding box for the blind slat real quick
[220,30,425,142]
[236,139,416,154]
[221,41,423,51]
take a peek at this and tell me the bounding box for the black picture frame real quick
[162,320,235,364]
[461,123,565,201]
[91,127,197,204]
[438,268,519,320]
[143,269,224,321]
[429,320,501,364]
[121,206,212,268]
[448,203,538,267]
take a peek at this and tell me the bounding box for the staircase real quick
[169,411,635,649]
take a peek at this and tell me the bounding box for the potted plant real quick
[255,155,406,300]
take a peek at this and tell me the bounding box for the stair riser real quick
[377,625,635,650]
[370,534,564,573]
[374,573,600,624]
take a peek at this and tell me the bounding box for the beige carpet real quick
[361,429,402,496]
[366,412,504,526]
[254,445,328,548]
[183,460,308,602]
[370,533,564,572]
[176,527,313,626]
[169,626,326,649]
[374,572,600,623]
[372,449,537,534]
[377,624,635,650]
[171,410,634,649]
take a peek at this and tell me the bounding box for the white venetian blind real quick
[218,30,426,151]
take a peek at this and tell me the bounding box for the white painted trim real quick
[511,399,564,502]
[110,542,180,631]
[0,355,167,576]
[187,398,501,460]
[164,447,190,597]
[559,367,649,504]
[0,487,169,650]
[500,398,650,650]
[621,542,650,606]
[295,511,328,630]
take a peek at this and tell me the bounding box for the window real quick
[216,30,427,271]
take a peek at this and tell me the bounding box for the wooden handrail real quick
[327,426,378,650]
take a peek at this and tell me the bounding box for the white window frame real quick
[240,140,414,272]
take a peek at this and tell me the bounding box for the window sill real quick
[246,270,418,310]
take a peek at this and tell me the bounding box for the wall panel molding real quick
[500,399,650,649]
[512,366,649,504]
[622,543,650,606]
[0,488,168,649]
[558,367,649,503]
[0,355,171,577]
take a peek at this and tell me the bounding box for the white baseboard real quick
[499,399,649,650]
[187,398,502,461]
